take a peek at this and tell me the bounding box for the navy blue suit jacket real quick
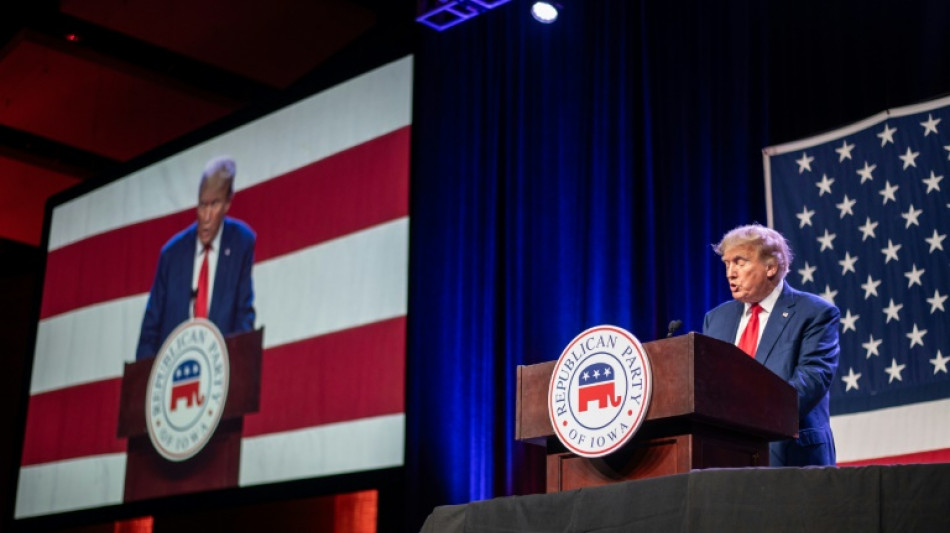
[136,217,256,360]
[703,281,839,466]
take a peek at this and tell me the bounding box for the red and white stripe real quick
[832,399,950,466]
[17,56,412,519]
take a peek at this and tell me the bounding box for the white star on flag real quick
[836,140,855,161]
[817,229,836,251]
[877,123,897,146]
[931,351,950,374]
[838,252,858,275]
[906,324,927,348]
[862,334,883,358]
[899,147,920,169]
[922,171,943,193]
[900,204,922,227]
[836,195,857,218]
[842,368,862,391]
[858,217,878,241]
[920,113,941,136]
[820,284,838,305]
[926,289,947,313]
[879,180,899,204]
[881,239,901,263]
[797,206,815,227]
[857,161,876,183]
[885,358,906,383]
[883,299,903,323]
[861,274,881,299]
[925,229,946,252]
[841,310,860,332]
[798,262,817,284]
[796,152,815,173]
[904,264,925,288]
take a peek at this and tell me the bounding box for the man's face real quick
[196,178,231,246]
[721,244,777,304]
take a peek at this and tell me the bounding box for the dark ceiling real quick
[0,0,411,246]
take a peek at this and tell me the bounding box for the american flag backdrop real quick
[16,57,411,518]
[765,95,950,465]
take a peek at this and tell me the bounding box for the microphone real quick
[666,319,683,338]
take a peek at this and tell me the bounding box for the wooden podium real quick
[515,332,797,492]
[117,327,263,501]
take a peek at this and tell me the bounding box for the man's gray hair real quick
[713,224,793,279]
[201,156,236,198]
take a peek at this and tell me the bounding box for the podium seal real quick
[548,325,653,458]
[145,318,230,461]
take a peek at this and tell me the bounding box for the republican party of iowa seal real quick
[548,325,653,458]
[145,318,229,462]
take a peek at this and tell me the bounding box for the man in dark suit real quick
[703,224,839,466]
[136,156,256,360]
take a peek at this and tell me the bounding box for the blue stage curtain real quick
[406,1,765,524]
[406,0,950,528]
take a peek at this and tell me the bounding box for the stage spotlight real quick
[530,1,560,23]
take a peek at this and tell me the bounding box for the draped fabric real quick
[406,0,950,528]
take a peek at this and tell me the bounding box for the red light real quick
[65,33,80,43]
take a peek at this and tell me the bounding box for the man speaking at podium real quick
[136,156,256,360]
[703,224,839,467]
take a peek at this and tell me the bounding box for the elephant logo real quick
[576,362,622,412]
[548,325,653,459]
[170,360,205,411]
[145,318,229,462]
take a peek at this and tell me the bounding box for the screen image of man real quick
[136,156,256,360]
[702,224,839,467]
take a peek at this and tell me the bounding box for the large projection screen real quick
[16,55,412,520]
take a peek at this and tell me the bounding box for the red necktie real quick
[737,303,763,357]
[194,244,211,319]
